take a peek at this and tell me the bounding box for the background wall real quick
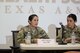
[0,0,80,44]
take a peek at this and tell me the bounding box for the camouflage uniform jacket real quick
[17,25,49,44]
[57,25,80,43]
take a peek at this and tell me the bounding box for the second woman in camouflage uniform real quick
[57,14,80,43]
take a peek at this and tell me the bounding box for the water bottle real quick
[25,32,31,44]
[71,32,76,44]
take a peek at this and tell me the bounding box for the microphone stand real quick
[59,23,67,45]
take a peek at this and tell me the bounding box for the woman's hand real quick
[75,38,80,43]
[64,38,71,43]
[64,37,80,43]
[31,38,38,43]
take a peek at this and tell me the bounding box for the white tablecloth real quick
[20,43,80,50]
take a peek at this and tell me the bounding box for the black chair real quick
[56,27,61,36]
[10,30,20,53]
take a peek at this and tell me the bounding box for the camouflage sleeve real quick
[17,28,25,44]
[39,28,49,39]
[77,26,80,36]
[76,26,80,43]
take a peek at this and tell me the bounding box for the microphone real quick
[59,22,64,28]
[59,22,66,33]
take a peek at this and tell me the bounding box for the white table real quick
[20,43,80,50]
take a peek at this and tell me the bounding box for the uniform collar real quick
[66,25,77,30]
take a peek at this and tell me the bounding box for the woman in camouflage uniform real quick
[17,14,49,44]
[57,14,80,43]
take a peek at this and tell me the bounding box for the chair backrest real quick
[48,24,56,39]
[11,31,19,47]
[56,27,61,36]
